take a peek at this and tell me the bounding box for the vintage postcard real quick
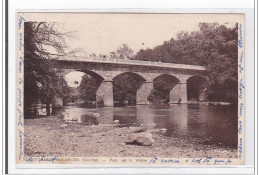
[16,12,245,165]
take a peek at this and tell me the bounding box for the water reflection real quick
[61,107,98,125]
[95,107,114,124]
[59,104,237,148]
[169,105,188,136]
[136,106,155,127]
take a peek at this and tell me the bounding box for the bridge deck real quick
[59,57,206,71]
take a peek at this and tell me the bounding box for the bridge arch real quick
[111,72,147,82]
[112,72,146,106]
[112,72,146,81]
[61,69,105,81]
[187,75,208,102]
[78,70,105,81]
[153,74,181,82]
[60,69,107,106]
[151,74,181,104]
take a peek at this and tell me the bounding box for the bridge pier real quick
[96,80,114,107]
[170,81,187,104]
[136,81,153,105]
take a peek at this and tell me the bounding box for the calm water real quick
[57,104,238,148]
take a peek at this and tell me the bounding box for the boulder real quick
[118,142,126,146]
[127,132,154,146]
[60,124,68,129]
[64,115,70,121]
[160,128,167,133]
[150,123,156,127]
[93,113,100,118]
[113,120,119,124]
[71,115,78,121]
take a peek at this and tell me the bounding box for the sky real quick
[64,71,85,87]
[22,13,243,87]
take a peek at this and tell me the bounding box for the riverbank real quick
[24,115,237,158]
[187,101,232,105]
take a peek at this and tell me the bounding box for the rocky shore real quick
[24,115,237,158]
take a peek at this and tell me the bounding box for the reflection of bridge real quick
[52,57,207,106]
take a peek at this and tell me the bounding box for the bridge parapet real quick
[58,57,206,71]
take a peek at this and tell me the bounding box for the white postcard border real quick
[6,6,254,174]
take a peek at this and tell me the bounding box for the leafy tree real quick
[148,75,179,104]
[78,74,102,101]
[24,22,76,114]
[75,23,238,105]
[135,23,238,103]
[109,51,117,59]
[113,74,144,105]
[109,44,134,60]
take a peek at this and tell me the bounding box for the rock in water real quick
[71,115,78,121]
[127,132,154,146]
[64,115,70,121]
[93,113,100,118]
[113,120,119,124]
[60,124,68,129]
[161,128,167,133]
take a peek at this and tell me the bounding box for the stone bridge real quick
[52,57,207,106]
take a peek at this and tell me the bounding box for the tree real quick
[24,22,76,114]
[135,23,238,103]
[78,75,102,102]
[109,51,117,59]
[148,75,179,104]
[74,23,238,105]
[109,44,134,60]
[194,23,238,102]
[113,74,144,105]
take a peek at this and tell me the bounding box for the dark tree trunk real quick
[46,102,51,115]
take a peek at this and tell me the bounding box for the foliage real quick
[24,22,74,113]
[148,75,179,104]
[77,23,238,104]
[135,23,238,102]
[78,73,144,106]
[78,75,101,101]
[113,74,144,105]
[109,44,134,60]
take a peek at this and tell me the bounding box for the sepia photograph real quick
[16,13,244,165]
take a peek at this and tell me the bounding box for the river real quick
[56,104,238,149]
